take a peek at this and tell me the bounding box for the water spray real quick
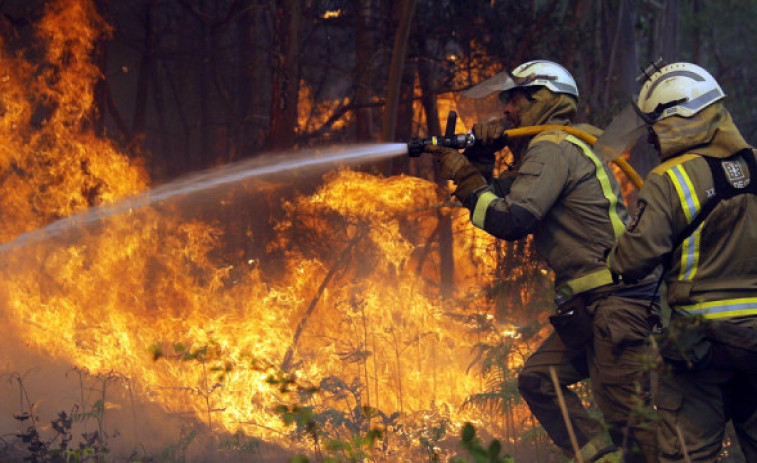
[0,144,408,252]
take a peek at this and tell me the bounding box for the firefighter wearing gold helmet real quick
[424,60,661,463]
[608,62,757,462]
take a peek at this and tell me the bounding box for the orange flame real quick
[0,1,534,460]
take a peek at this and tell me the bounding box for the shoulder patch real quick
[650,153,701,176]
[720,159,748,188]
[528,129,568,148]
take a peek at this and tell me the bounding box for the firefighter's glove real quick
[462,123,509,182]
[425,144,487,203]
[473,122,509,150]
[462,144,495,182]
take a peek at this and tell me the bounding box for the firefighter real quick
[425,60,660,462]
[607,62,757,462]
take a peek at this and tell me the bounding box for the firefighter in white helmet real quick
[607,62,757,462]
[426,60,660,462]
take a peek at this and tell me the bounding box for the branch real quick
[280,233,363,371]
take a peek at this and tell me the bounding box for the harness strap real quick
[672,148,757,250]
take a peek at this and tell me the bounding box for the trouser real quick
[656,368,757,462]
[518,295,659,463]
[657,316,757,462]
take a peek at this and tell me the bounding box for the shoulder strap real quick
[672,148,757,250]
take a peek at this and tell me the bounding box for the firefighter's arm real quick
[607,173,675,281]
[463,141,567,241]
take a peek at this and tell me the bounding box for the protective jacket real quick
[464,91,644,301]
[608,104,757,318]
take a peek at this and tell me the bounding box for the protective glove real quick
[462,122,510,182]
[462,144,495,182]
[425,144,486,203]
[472,122,509,151]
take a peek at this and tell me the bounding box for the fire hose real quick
[406,112,644,190]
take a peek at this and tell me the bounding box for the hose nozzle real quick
[406,133,476,157]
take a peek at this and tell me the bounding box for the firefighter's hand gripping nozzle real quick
[406,110,475,157]
[406,133,476,157]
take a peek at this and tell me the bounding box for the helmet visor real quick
[594,103,649,162]
[456,91,505,127]
[460,71,517,99]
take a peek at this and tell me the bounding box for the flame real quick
[0,0,536,459]
[322,9,342,19]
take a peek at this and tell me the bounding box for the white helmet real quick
[636,62,725,123]
[461,59,579,100]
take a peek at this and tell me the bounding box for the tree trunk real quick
[380,0,416,143]
[651,0,679,63]
[389,61,415,175]
[236,0,255,158]
[354,0,374,142]
[150,40,170,175]
[197,0,212,169]
[691,0,706,65]
[601,0,639,109]
[131,0,158,151]
[417,43,454,299]
[269,0,301,151]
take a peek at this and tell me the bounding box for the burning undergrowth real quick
[0,1,527,460]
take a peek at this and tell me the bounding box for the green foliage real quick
[274,376,387,463]
[5,393,111,462]
[450,423,514,463]
[149,429,197,463]
[463,339,521,414]
[217,430,261,455]
[271,368,459,463]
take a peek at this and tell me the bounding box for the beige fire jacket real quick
[607,103,757,318]
[467,125,633,302]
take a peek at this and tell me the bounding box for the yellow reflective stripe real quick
[667,165,700,222]
[472,191,497,229]
[681,223,702,280]
[666,165,702,281]
[564,135,626,238]
[677,297,757,319]
[557,268,614,300]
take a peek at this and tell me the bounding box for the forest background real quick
[0,0,754,462]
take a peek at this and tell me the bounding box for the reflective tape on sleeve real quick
[472,191,498,229]
[556,268,615,301]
